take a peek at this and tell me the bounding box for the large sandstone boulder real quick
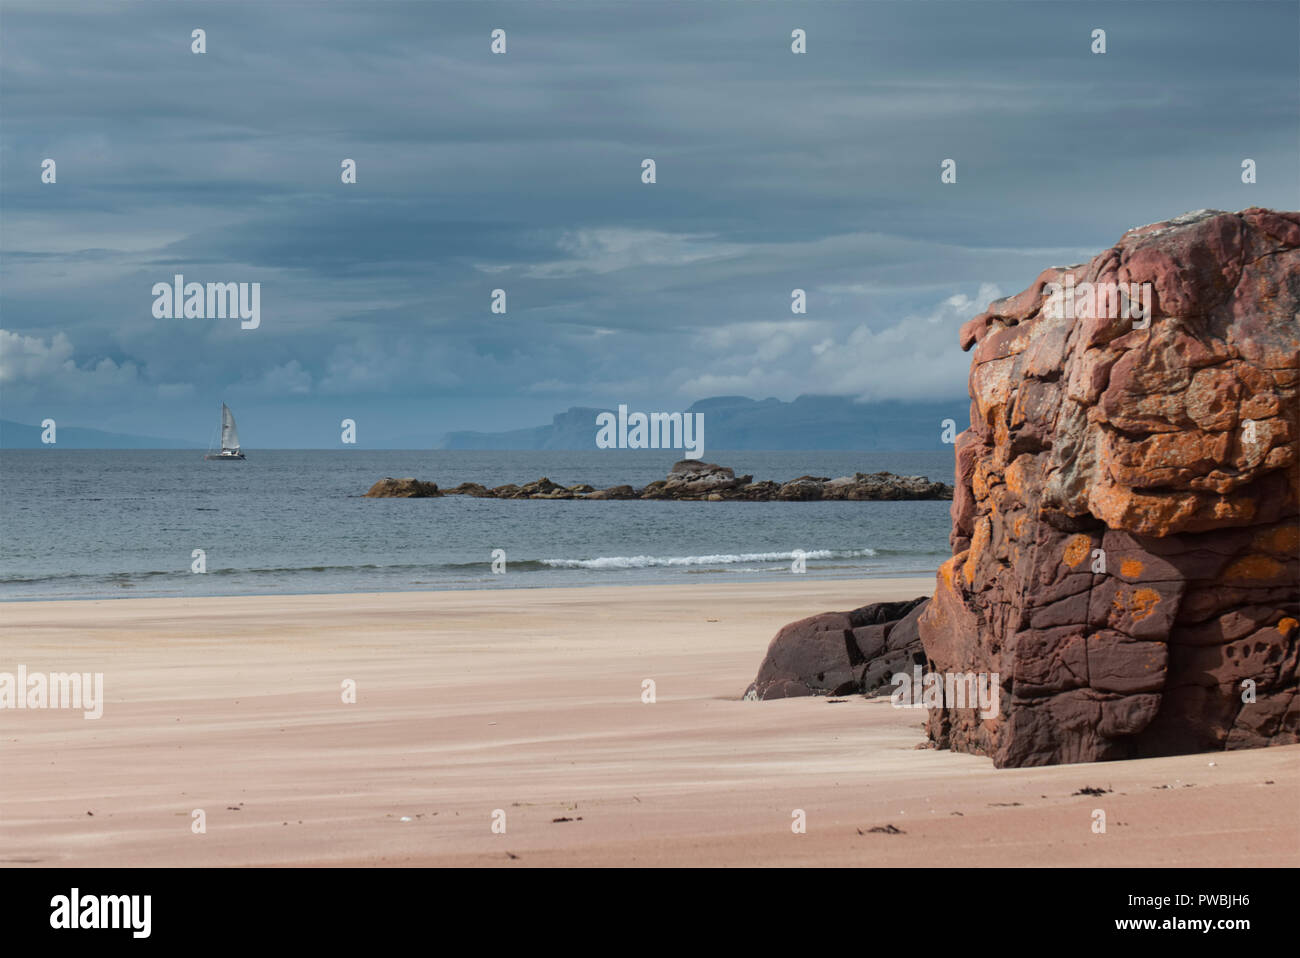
[745,598,929,699]
[920,208,1300,767]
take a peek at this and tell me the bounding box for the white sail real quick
[220,403,241,452]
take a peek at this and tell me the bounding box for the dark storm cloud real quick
[1,0,1296,444]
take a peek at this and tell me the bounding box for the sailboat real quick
[204,402,246,460]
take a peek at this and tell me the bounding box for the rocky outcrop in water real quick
[919,208,1300,766]
[364,460,953,501]
[364,477,442,498]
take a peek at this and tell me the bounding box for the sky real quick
[2,0,1297,447]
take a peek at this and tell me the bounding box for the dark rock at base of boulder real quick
[364,477,442,498]
[859,600,930,692]
[744,597,929,700]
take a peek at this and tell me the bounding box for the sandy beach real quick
[2,578,1296,867]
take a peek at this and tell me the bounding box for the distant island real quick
[438,395,964,451]
[1,395,967,450]
[0,419,202,450]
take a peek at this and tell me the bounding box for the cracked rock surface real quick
[920,208,1300,767]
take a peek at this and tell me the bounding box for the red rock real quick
[745,598,929,700]
[920,208,1300,766]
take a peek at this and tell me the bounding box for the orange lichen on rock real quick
[1254,524,1300,554]
[963,518,990,586]
[1222,555,1285,582]
[1062,534,1092,569]
[1112,587,1161,622]
[1005,456,1028,498]
[937,554,962,594]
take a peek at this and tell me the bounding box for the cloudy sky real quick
[2,0,1296,446]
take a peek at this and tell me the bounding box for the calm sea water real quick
[0,450,954,600]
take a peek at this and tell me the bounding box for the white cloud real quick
[0,329,76,384]
[809,283,1002,400]
[525,229,746,278]
[673,284,1000,402]
[241,359,313,397]
[317,340,462,394]
[0,328,141,399]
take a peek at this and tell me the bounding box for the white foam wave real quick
[539,548,876,570]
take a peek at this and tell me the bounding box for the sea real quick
[0,449,954,600]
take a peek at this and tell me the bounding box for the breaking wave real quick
[536,548,876,570]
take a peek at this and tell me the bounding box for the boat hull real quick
[204,453,246,461]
